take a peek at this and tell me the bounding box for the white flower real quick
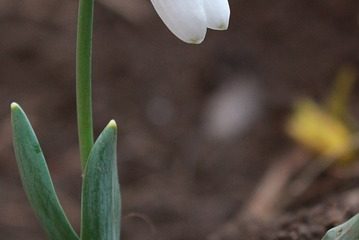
[151,0,230,44]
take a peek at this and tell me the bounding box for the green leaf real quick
[81,120,120,240]
[322,214,359,240]
[10,103,79,240]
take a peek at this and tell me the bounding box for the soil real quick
[0,0,359,239]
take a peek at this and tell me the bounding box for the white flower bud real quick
[151,0,230,44]
[203,0,230,30]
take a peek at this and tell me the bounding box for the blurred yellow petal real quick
[287,99,353,162]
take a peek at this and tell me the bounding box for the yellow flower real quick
[287,99,353,162]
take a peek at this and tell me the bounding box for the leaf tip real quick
[10,102,20,111]
[107,119,117,130]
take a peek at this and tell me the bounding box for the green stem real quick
[76,0,94,170]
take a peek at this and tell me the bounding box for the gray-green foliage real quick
[11,103,79,240]
[81,120,120,240]
[11,103,121,240]
[322,214,359,240]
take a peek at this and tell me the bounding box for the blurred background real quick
[0,0,359,239]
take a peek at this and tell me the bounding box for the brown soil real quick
[0,0,359,239]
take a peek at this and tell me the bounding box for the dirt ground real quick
[1,0,359,239]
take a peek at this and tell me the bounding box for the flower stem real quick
[76,0,94,170]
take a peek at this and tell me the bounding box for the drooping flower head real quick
[151,0,230,44]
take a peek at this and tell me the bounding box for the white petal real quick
[203,0,230,30]
[151,0,207,44]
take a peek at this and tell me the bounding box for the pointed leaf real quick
[11,103,79,240]
[81,120,120,240]
[322,214,359,240]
